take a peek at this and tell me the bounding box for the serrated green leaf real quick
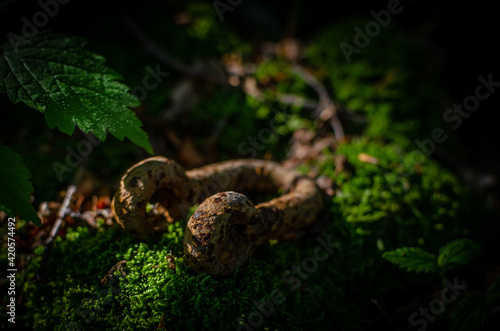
[450,293,490,331]
[0,143,41,226]
[0,31,152,154]
[382,247,438,273]
[438,239,480,271]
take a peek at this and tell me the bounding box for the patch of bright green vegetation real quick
[322,137,471,251]
[7,11,496,331]
[16,137,482,330]
[306,18,444,146]
[13,136,488,330]
[17,136,485,330]
[21,220,359,330]
[312,138,479,300]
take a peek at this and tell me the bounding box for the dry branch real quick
[291,65,345,141]
[36,166,85,280]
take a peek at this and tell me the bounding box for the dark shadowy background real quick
[1,0,498,194]
[1,1,499,330]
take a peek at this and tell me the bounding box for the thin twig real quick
[122,14,227,85]
[68,209,112,226]
[276,93,320,109]
[371,299,395,330]
[37,166,85,280]
[48,185,77,240]
[122,12,347,140]
[243,76,323,111]
[291,65,345,141]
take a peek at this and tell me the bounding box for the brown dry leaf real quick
[316,175,334,197]
[285,129,336,168]
[243,77,262,100]
[277,38,301,61]
[178,137,205,168]
[358,153,379,165]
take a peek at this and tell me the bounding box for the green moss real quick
[4,12,494,331]
[8,136,487,331]
[322,138,471,250]
[16,135,482,330]
[311,137,487,301]
[306,18,444,146]
[19,218,359,330]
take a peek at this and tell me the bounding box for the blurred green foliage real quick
[1,2,498,330]
[323,137,471,250]
[306,18,444,146]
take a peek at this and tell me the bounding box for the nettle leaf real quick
[0,31,152,154]
[0,143,41,226]
[382,247,438,273]
[450,293,490,331]
[437,238,480,271]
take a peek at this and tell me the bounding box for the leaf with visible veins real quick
[383,247,438,273]
[0,31,152,153]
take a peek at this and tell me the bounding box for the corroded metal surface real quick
[112,157,324,277]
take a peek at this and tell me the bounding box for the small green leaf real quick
[0,31,152,154]
[438,239,480,271]
[382,247,438,273]
[0,143,41,226]
[450,293,490,331]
